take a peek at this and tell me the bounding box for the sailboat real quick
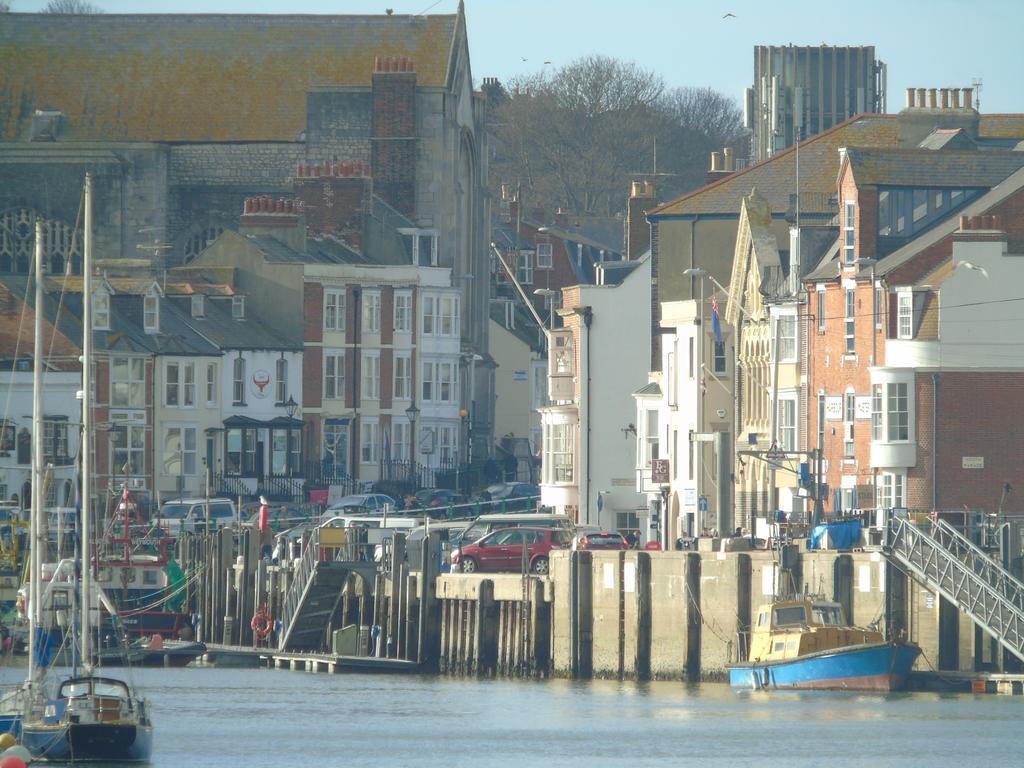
[21,173,154,761]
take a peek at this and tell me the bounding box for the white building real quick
[540,255,651,531]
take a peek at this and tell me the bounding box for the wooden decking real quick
[199,643,420,674]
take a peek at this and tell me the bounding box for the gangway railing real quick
[277,529,321,650]
[885,515,1024,661]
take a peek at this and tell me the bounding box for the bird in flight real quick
[723,12,736,18]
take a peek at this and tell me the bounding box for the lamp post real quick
[458,408,470,494]
[405,399,419,488]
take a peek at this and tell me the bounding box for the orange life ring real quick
[251,607,273,640]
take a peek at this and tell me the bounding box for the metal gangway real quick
[277,529,378,652]
[885,515,1024,662]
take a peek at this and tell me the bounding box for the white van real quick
[154,498,237,537]
[319,513,423,544]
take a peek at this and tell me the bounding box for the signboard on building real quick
[825,396,843,420]
[962,456,985,469]
[855,396,872,420]
[651,459,670,485]
[512,370,528,381]
[684,488,697,509]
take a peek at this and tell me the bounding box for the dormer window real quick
[191,294,205,318]
[93,288,110,331]
[143,287,159,334]
[232,295,246,320]
[399,228,439,266]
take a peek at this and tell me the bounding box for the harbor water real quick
[0,666,1015,767]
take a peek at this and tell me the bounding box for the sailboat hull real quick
[23,721,153,762]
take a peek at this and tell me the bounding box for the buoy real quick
[1,745,31,763]
[0,733,14,750]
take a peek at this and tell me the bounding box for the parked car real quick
[324,493,397,516]
[452,526,573,575]
[153,498,237,537]
[472,482,540,512]
[456,513,575,550]
[414,488,465,510]
[578,531,630,551]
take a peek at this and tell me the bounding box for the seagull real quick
[957,261,989,278]
[723,12,736,18]
[521,57,528,62]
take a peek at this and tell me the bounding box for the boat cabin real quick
[748,596,883,662]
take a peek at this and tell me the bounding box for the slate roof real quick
[0,11,460,142]
[846,148,1024,187]
[176,297,300,351]
[248,235,346,266]
[648,114,1024,219]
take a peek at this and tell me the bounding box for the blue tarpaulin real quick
[809,518,862,550]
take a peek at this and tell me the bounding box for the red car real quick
[578,531,630,551]
[452,526,573,575]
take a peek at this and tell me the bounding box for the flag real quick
[711,293,724,345]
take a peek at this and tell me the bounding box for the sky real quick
[11,0,1024,113]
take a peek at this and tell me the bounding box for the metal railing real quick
[885,515,1024,661]
[277,529,321,650]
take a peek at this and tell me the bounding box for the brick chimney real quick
[293,160,372,249]
[371,55,417,217]
[626,179,655,260]
[705,148,737,186]
[898,85,980,147]
[239,195,306,252]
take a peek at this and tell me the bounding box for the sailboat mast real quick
[81,173,94,670]
[28,220,45,685]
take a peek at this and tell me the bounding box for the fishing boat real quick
[21,174,154,761]
[728,594,921,692]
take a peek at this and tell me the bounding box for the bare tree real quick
[0,1,10,11]
[44,0,103,12]
[491,57,747,217]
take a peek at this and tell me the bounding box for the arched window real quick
[0,208,83,275]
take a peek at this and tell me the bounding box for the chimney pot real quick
[963,87,973,109]
[916,88,926,108]
[244,198,253,214]
[724,147,734,171]
[951,89,961,109]
[959,214,969,230]
[983,214,994,229]
[970,215,982,229]
[992,214,1002,230]
[710,151,722,171]
[277,198,285,213]
[927,88,937,108]
[940,88,950,109]
[296,162,304,178]
[905,87,915,109]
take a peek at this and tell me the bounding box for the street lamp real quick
[405,399,419,486]
[284,395,298,419]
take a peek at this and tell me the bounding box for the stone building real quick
[0,4,494,459]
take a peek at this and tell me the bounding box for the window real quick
[225,428,255,475]
[232,357,246,405]
[360,420,379,464]
[392,422,409,462]
[778,397,796,451]
[421,361,456,403]
[43,419,70,465]
[362,352,380,401]
[163,426,197,477]
[232,295,245,320]
[688,336,694,379]
[143,289,159,333]
[362,291,381,334]
[324,351,345,400]
[536,241,553,269]
[422,361,435,402]
[400,229,438,266]
[165,362,195,407]
[438,425,456,463]
[879,472,906,510]
[845,289,856,354]
[0,421,13,455]
[776,315,796,363]
[532,362,549,410]
[439,297,458,336]
[394,291,412,333]
[817,289,825,333]
[546,423,574,483]
[438,361,454,402]
[897,293,913,339]
[713,340,727,374]
[642,409,659,468]
[872,385,883,441]
[874,285,883,329]
[323,423,349,469]
[422,296,435,335]
[844,392,855,457]
[887,383,909,441]
[206,363,217,406]
[191,294,205,318]
[93,290,110,331]
[817,394,825,451]
[393,354,411,400]
[912,189,928,223]
[518,250,534,285]
[270,429,301,476]
[843,201,855,265]
[324,289,346,332]
[110,424,145,476]
[110,357,145,408]
[276,358,288,404]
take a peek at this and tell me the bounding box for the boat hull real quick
[23,722,153,762]
[728,641,921,692]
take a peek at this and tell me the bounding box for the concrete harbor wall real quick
[183,528,1007,681]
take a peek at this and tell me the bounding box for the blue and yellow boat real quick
[728,595,921,692]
